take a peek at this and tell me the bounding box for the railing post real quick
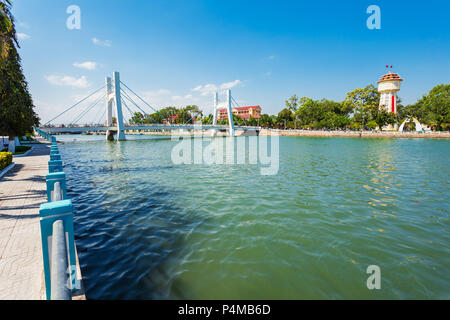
[46,172,67,202]
[39,200,78,300]
[48,160,63,173]
[50,154,61,161]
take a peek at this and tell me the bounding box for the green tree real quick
[259,114,274,128]
[368,105,395,131]
[277,108,293,129]
[285,94,299,112]
[130,111,145,124]
[247,117,258,126]
[0,0,13,64]
[420,84,449,130]
[0,0,39,153]
[343,85,380,129]
[201,113,213,125]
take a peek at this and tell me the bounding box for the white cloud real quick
[17,33,30,40]
[172,96,182,101]
[193,83,218,96]
[220,80,241,90]
[268,55,275,60]
[92,37,112,47]
[193,80,241,96]
[184,94,193,99]
[45,75,90,88]
[73,61,98,71]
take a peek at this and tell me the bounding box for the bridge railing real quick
[34,127,82,300]
[40,124,263,134]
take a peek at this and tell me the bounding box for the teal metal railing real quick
[34,128,81,300]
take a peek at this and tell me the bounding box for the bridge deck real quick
[41,125,261,134]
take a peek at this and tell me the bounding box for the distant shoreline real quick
[262,129,450,139]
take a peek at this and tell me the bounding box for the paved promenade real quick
[0,139,49,300]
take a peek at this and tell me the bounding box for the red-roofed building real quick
[164,114,179,124]
[218,106,261,121]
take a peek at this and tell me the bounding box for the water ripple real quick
[58,135,450,299]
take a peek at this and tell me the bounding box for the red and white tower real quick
[377,67,403,114]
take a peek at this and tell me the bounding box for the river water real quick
[57,134,449,299]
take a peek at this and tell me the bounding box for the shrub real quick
[0,152,13,171]
[15,146,31,153]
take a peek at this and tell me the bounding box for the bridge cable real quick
[95,108,107,127]
[69,92,106,126]
[122,91,158,124]
[121,85,168,123]
[43,84,106,126]
[119,81,170,123]
[231,96,248,126]
[121,98,137,124]
[120,89,158,124]
[90,99,107,126]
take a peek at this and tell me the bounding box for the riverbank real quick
[263,129,450,139]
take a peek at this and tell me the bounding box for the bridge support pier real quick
[106,130,116,141]
[113,72,126,141]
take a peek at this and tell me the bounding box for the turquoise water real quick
[58,135,450,299]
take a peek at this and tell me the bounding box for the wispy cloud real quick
[268,55,276,60]
[45,75,90,88]
[92,37,112,47]
[17,33,30,40]
[17,21,29,28]
[220,80,241,90]
[73,61,98,71]
[192,80,242,96]
[193,84,218,96]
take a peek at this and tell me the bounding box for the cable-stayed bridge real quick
[39,72,260,140]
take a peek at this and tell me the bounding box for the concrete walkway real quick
[0,139,49,300]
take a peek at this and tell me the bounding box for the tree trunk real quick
[8,136,15,154]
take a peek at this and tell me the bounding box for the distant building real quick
[167,114,179,123]
[218,106,262,121]
[377,71,403,114]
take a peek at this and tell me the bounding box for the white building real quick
[377,71,403,114]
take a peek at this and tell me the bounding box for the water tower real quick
[377,67,403,114]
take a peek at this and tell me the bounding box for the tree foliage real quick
[398,84,449,130]
[130,105,202,125]
[0,0,39,137]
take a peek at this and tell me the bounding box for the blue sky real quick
[12,0,450,124]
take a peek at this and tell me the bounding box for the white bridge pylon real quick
[212,89,235,137]
[105,71,237,140]
[105,71,126,141]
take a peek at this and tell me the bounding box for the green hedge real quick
[1,146,32,154]
[0,152,13,171]
[14,146,32,153]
